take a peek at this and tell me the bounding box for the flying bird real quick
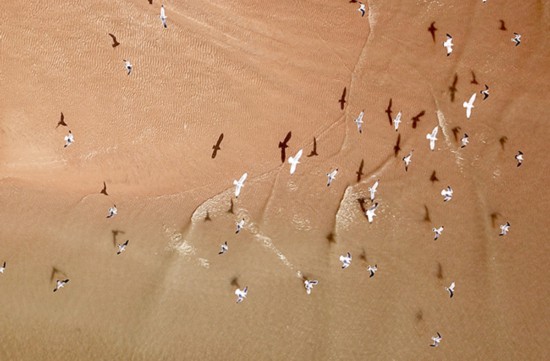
[278,132,292,163]
[358,2,366,17]
[460,133,469,148]
[288,149,303,174]
[443,33,453,56]
[368,179,379,201]
[235,219,245,234]
[428,22,437,43]
[354,111,364,133]
[100,181,108,196]
[108,33,120,48]
[445,282,455,298]
[430,332,442,347]
[57,112,67,128]
[64,130,74,148]
[160,5,168,28]
[53,279,70,292]
[107,205,118,218]
[441,186,453,202]
[432,226,444,240]
[403,150,413,172]
[304,279,318,295]
[499,222,510,236]
[339,252,352,269]
[211,133,224,159]
[218,241,228,255]
[233,172,248,198]
[339,87,347,110]
[463,93,476,119]
[123,59,132,75]
[393,112,402,131]
[426,126,439,151]
[515,151,523,167]
[366,203,378,223]
[307,137,318,157]
[367,264,378,278]
[511,33,521,46]
[326,168,338,187]
[117,240,129,255]
[481,84,489,100]
[0,261,6,274]
[235,286,248,303]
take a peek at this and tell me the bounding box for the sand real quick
[0,0,549,360]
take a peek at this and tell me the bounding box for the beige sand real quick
[0,0,549,359]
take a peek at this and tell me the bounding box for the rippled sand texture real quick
[1,0,549,360]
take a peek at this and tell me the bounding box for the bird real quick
[460,133,469,148]
[64,130,74,148]
[463,93,476,119]
[403,150,413,172]
[426,126,439,151]
[211,133,224,159]
[304,279,318,295]
[445,282,455,298]
[481,84,489,100]
[499,222,510,236]
[235,219,245,234]
[339,252,352,269]
[233,172,248,198]
[430,332,442,347]
[117,240,129,255]
[511,33,521,46]
[367,264,378,278]
[108,33,120,48]
[366,203,378,223]
[100,181,109,196]
[358,2,366,17]
[57,112,68,128]
[428,22,437,43]
[339,87,347,110]
[218,241,228,255]
[278,132,292,163]
[235,286,248,303]
[354,111,364,133]
[53,279,69,292]
[288,149,303,174]
[160,5,168,28]
[0,261,6,274]
[106,205,118,218]
[368,179,379,201]
[307,137,318,157]
[515,151,523,167]
[443,34,453,56]
[123,59,132,75]
[441,186,453,202]
[326,169,338,187]
[393,112,402,131]
[432,226,444,240]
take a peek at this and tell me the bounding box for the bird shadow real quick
[436,262,443,279]
[230,276,240,289]
[112,230,125,248]
[359,248,367,263]
[449,74,458,102]
[357,198,368,217]
[424,205,431,223]
[430,170,439,183]
[307,137,318,157]
[411,111,425,129]
[470,71,479,85]
[451,126,461,143]
[416,309,424,322]
[204,211,212,222]
[393,134,401,157]
[56,112,67,128]
[148,0,153,5]
[108,33,120,48]
[490,212,501,228]
[499,20,507,31]
[339,87,347,110]
[50,266,67,282]
[428,22,437,43]
[356,159,364,182]
[211,133,224,159]
[278,131,292,163]
[385,98,393,126]
[499,136,508,150]
[227,199,234,214]
[326,232,336,245]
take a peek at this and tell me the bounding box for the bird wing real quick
[295,149,303,161]
[469,92,476,105]
[431,126,438,138]
[239,173,248,184]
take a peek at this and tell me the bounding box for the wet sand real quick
[0,0,549,360]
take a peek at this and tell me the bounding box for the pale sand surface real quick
[1,0,549,360]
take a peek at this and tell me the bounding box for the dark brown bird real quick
[56,112,67,128]
[428,22,437,43]
[278,132,291,163]
[411,110,425,129]
[212,133,224,159]
[449,74,458,102]
[108,33,120,48]
[307,137,318,157]
[470,71,478,84]
[385,98,393,126]
[100,181,108,196]
[356,159,364,182]
[339,87,347,110]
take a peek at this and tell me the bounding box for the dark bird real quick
[499,20,507,31]
[108,33,120,48]
[100,181,108,196]
[56,112,68,128]
[307,137,318,157]
[430,170,439,183]
[470,71,478,84]
[428,22,437,43]
[356,159,364,182]
[481,84,489,100]
[499,136,508,150]
[411,110,425,129]
[278,131,292,163]
[451,126,461,142]
[449,74,458,102]
[211,133,224,159]
[385,98,393,126]
[339,87,347,110]
[393,134,401,157]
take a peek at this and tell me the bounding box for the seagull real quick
[443,34,453,56]
[116,240,129,255]
[481,84,489,100]
[233,172,248,198]
[463,93,476,119]
[499,222,510,236]
[441,186,453,202]
[393,112,402,131]
[304,279,318,295]
[106,204,118,218]
[515,151,523,167]
[426,126,438,151]
[430,332,442,347]
[218,241,228,255]
[445,282,455,298]
[100,181,109,196]
[460,133,469,148]
[235,219,245,234]
[339,252,352,269]
[367,264,378,278]
[433,226,444,240]
[511,33,521,46]
[403,150,413,172]
[64,130,74,148]
[160,4,167,28]
[235,286,248,303]
[326,168,338,187]
[354,111,364,133]
[366,203,378,223]
[0,262,5,274]
[368,179,379,201]
[53,279,69,292]
[288,149,303,175]
[123,59,132,75]
[358,2,366,17]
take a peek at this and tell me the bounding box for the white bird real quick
[426,126,439,151]
[430,332,442,347]
[235,286,248,303]
[461,133,469,148]
[106,205,118,218]
[288,149,303,174]
[365,202,378,224]
[160,5,168,28]
[218,241,228,255]
[53,279,69,292]
[445,282,455,298]
[235,219,245,234]
[441,186,453,202]
[511,33,521,46]
[64,130,74,148]
[123,59,132,75]
[443,33,453,56]
[339,252,352,269]
[354,111,364,133]
[304,279,318,295]
[499,222,510,236]
[368,179,379,201]
[326,168,338,187]
[233,172,248,198]
[481,84,490,100]
[463,93,476,119]
[117,240,129,255]
[433,226,444,240]
[393,111,402,131]
[403,150,413,172]
[0,261,5,274]
[515,151,523,167]
[367,264,378,278]
[358,2,366,17]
